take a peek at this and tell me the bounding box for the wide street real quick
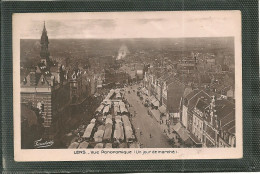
[124,85,171,148]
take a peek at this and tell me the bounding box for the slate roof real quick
[196,99,210,112]
[167,78,185,113]
[215,99,235,134]
[185,90,211,111]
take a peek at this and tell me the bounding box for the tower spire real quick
[40,21,50,66]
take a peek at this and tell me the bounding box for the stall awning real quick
[103,106,110,114]
[90,118,96,124]
[68,142,79,149]
[142,88,148,95]
[158,105,167,113]
[78,141,89,149]
[96,105,104,113]
[150,96,156,102]
[172,122,182,132]
[177,127,190,142]
[152,100,160,107]
[173,123,190,142]
[105,118,113,125]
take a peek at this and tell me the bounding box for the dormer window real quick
[41,78,45,84]
[23,77,27,85]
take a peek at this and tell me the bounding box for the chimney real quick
[51,75,55,86]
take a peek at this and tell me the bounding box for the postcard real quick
[13,11,242,161]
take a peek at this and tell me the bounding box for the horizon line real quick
[20,36,234,40]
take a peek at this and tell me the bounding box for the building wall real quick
[182,105,188,128]
[204,122,217,147]
[192,114,204,143]
[51,83,70,115]
[187,111,193,132]
[21,91,52,127]
[218,137,230,147]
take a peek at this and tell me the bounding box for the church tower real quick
[40,21,50,66]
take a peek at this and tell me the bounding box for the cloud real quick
[18,12,239,39]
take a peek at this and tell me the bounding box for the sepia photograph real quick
[13,11,242,161]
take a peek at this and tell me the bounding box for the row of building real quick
[143,62,236,148]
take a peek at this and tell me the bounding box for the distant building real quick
[135,64,144,80]
[177,55,197,74]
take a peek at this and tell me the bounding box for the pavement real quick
[124,84,172,148]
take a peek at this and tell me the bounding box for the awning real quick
[78,141,89,149]
[119,101,125,105]
[189,133,203,145]
[68,142,79,149]
[116,93,121,98]
[158,105,167,113]
[103,106,110,114]
[166,132,175,139]
[129,142,140,148]
[124,126,134,140]
[152,100,160,107]
[94,143,103,148]
[122,115,131,127]
[96,105,104,113]
[82,123,95,138]
[90,118,96,124]
[114,106,120,114]
[150,96,156,102]
[94,130,104,142]
[105,143,112,148]
[105,118,113,125]
[115,116,122,121]
[103,124,112,140]
[149,109,161,122]
[120,106,128,113]
[177,127,190,142]
[172,122,182,132]
[173,123,190,142]
[107,114,112,120]
[142,88,148,95]
[97,125,105,131]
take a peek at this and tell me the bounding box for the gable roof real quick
[158,72,173,82]
[37,74,51,87]
[195,98,210,112]
[185,90,211,111]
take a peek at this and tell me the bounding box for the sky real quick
[14,11,241,39]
